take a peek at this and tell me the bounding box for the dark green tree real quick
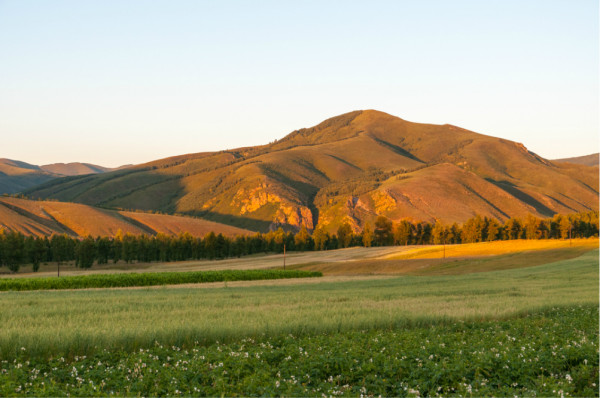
[394,220,413,246]
[4,231,25,272]
[374,216,393,246]
[75,236,96,268]
[336,223,353,249]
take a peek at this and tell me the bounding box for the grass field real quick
[384,238,599,260]
[297,239,599,276]
[1,249,597,359]
[1,241,597,396]
[0,245,406,278]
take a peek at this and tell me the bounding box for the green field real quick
[1,306,596,397]
[0,247,598,396]
[0,269,321,291]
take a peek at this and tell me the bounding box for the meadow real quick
[0,242,597,396]
[1,249,596,358]
[297,239,598,276]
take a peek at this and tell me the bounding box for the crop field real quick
[0,243,597,396]
[0,269,321,291]
[1,305,596,396]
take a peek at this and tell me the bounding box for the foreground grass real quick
[1,305,597,397]
[0,269,321,291]
[1,250,597,359]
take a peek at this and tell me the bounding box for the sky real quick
[0,0,598,167]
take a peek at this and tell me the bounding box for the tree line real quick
[0,211,597,272]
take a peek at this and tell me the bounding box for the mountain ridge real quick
[22,110,599,232]
[0,159,132,194]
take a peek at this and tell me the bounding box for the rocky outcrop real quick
[231,183,313,230]
[272,205,313,230]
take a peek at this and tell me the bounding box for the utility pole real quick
[569,224,572,247]
[443,238,446,260]
[283,243,286,270]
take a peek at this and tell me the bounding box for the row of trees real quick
[0,211,597,272]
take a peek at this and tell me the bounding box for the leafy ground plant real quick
[0,305,597,397]
[0,269,321,291]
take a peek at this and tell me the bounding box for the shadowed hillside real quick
[0,159,55,194]
[23,110,599,232]
[0,159,130,194]
[0,197,252,238]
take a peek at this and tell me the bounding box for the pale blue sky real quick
[0,0,597,167]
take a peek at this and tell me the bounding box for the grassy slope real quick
[0,197,252,238]
[0,249,597,358]
[23,110,599,231]
[39,162,113,176]
[0,159,56,194]
[322,163,541,227]
[553,153,599,167]
[0,159,119,194]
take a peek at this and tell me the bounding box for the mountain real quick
[0,159,130,194]
[40,163,113,176]
[552,153,599,167]
[0,197,251,238]
[0,159,55,194]
[23,110,599,232]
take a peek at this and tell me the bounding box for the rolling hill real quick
[23,110,599,232]
[0,197,252,238]
[0,159,130,194]
[0,159,55,195]
[553,153,599,167]
[40,162,119,176]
